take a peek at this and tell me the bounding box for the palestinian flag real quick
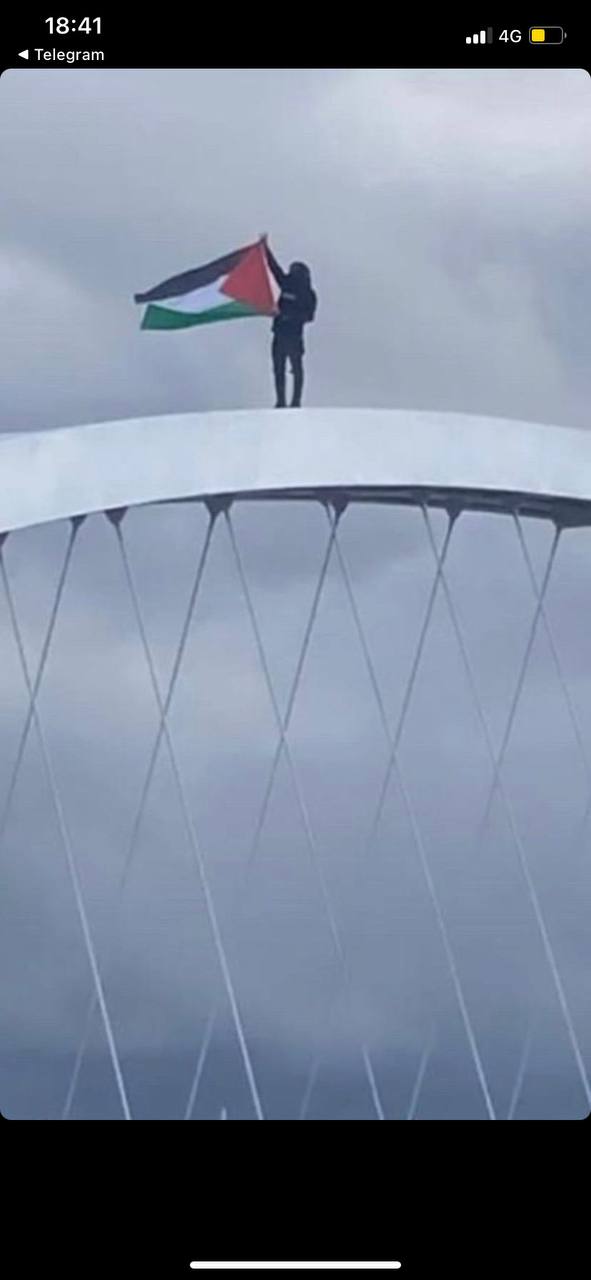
[134,240,277,330]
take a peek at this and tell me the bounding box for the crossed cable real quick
[297,503,591,1117]
[181,502,386,1121]
[61,507,265,1121]
[418,507,591,1110]
[0,503,516,1122]
[63,502,384,1120]
[297,505,496,1120]
[186,502,500,1121]
[511,515,591,862]
[2,498,589,1120]
[0,521,132,1120]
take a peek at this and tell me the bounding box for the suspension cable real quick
[0,519,81,853]
[422,506,591,1110]
[115,519,265,1120]
[298,509,497,1121]
[62,512,217,1120]
[0,545,132,1120]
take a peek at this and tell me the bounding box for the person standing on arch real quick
[261,235,317,408]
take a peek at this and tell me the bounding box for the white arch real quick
[1,408,591,534]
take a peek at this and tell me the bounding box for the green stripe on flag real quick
[141,300,264,330]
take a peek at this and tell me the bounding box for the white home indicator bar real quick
[189,1267,402,1273]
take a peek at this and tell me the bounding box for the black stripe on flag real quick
[133,243,254,303]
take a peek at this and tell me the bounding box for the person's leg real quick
[290,345,304,407]
[272,338,287,407]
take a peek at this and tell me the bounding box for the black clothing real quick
[265,246,317,336]
[272,334,304,408]
[264,246,316,406]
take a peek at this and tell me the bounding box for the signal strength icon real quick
[466,27,493,43]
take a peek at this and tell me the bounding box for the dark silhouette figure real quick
[263,240,317,408]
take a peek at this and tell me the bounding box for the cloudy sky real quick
[1,68,590,1120]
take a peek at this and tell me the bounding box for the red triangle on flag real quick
[221,242,277,314]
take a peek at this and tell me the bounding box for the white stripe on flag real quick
[153,279,229,314]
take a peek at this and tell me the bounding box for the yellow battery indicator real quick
[530,26,565,43]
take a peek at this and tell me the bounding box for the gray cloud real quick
[1,68,590,429]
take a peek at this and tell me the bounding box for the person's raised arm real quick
[260,234,286,287]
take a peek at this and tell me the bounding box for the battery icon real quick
[530,26,565,43]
